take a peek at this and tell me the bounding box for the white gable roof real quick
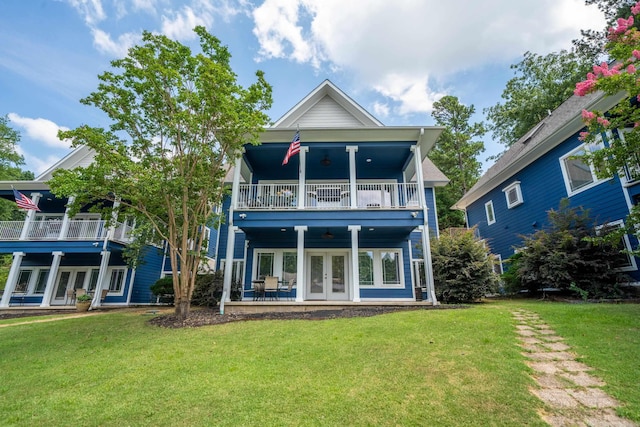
[273,80,383,128]
[36,145,96,182]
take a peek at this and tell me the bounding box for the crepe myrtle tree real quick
[49,27,272,319]
[575,3,640,255]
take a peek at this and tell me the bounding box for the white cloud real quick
[7,113,71,150]
[66,0,106,26]
[160,2,215,40]
[91,28,141,58]
[251,0,605,115]
[372,101,389,119]
[132,0,157,14]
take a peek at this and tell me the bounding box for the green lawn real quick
[0,301,637,426]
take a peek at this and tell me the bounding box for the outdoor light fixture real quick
[239,213,247,219]
[411,211,418,218]
[321,229,334,239]
[321,155,331,166]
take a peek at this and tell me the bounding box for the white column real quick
[230,156,243,210]
[40,251,64,308]
[412,143,438,305]
[346,146,358,208]
[19,192,42,240]
[106,198,121,241]
[0,252,25,307]
[297,147,308,208]
[348,225,361,302]
[91,250,112,308]
[294,225,307,302]
[58,195,75,240]
[220,225,238,313]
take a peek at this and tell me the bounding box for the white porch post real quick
[106,198,121,241]
[348,225,361,302]
[346,146,358,208]
[412,143,438,305]
[294,225,307,302]
[221,226,238,313]
[0,251,25,307]
[58,195,75,240]
[19,192,42,240]
[297,147,308,208]
[40,251,64,308]
[91,250,112,308]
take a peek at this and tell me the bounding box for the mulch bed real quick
[0,310,72,321]
[149,305,463,329]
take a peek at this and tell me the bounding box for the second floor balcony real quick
[236,182,422,210]
[0,219,133,244]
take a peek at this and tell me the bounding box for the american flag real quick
[13,188,40,211]
[282,131,301,165]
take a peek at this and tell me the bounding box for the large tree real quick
[485,50,594,147]
[0,115,34,220]
[430,96,485,229]
[49,27,272,319]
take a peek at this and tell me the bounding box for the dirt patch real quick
[149,305,461,329]
[0,310,73,320]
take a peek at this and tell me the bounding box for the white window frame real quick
[106,267,127,295]
[559,139,609,196]
[492,254,504,275]
[596,220,638,272]
[358,248,404,288]
[502,181,523,209]
[485,200,496,225]
[617,129,640,185]
[252,249,297,281]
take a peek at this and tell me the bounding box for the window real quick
[108,268,126,293]
[88,269,100,292]
[485,200,496,225]
[256,252,274,279]
[34,269,49,294]
[617,129,640,183]
[492,254,503,275]
[381,252,401,285]
[16,270,32,293]
[357,249,403,287]
[502,181,523,209]
[358,251,374,286]
[560,140,607,196]
[282,252,297,282]
[597,220,637,271]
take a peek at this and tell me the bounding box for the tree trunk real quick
[175,299,190,319]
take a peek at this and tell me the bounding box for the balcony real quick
[236,182,421,210]
[0,220,133,244]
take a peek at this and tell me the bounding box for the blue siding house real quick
[0,80,449,309]
[453,90,640,283]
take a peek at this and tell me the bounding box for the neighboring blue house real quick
[0,80,449,309]
[453,90,640,283]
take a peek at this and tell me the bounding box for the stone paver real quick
[512,309,637,427]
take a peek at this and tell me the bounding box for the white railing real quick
[0,220,133,243]
[236,182,421,210]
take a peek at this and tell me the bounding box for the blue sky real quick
[0,0,605,176]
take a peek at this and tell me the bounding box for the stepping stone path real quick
[513,309,637,427]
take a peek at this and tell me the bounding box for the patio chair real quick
[66,288,76,305]
[100,289,109,303]
[279,278,295,301]
[264,276,279,300]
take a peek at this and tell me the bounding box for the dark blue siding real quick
[467,130,639,279]
[130,244,164,304]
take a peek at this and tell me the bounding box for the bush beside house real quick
[431,229,498,303]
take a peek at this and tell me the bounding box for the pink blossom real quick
[582,110,596,121]
[609,16,635,36]
[635,122,640,128]
[634,50,640,60]
[579,131,589,141]
[575,79,596,96]
[628,64,637,74]
[597,117,610,127]
[632,1,640,15]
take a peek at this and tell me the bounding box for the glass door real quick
[51,270,72,305]
[306,252,349,300]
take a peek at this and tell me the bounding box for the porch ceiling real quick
[242,225,416,243]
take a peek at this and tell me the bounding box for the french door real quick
[50,269,87,305]
[306,252,349,300]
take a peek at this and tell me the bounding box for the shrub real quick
[432,229,498,303]
[513,199,627,299]
[150,276,174,297]
[191,271,242,307]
